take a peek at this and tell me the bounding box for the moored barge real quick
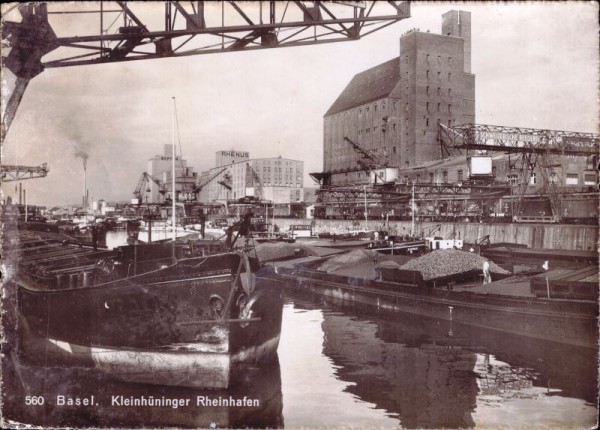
[7,214,284,389]
[275,255,598,349]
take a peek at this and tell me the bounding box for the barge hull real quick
[18,309,281,388]
[283,272,598,349]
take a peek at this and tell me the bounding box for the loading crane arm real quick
[192,167,231,198]
[225,211,254,250]
[133,172,166,201]
[476,234,491,247]
[344,136,388,173]
[420,224,441,238]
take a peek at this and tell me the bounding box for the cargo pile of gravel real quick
[317,249,379,273]
[401,249,510,281]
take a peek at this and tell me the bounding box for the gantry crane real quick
[438,123,600,222]
[2,1,411,141]
[313,178,510,220]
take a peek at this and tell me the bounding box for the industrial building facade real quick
[199,153,304,205]
[317,9,598,224]
[146,144,198,203]
[322,10,475,185]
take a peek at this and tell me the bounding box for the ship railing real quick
[93,259,180,288]
[38,249,115,270]
[125,257,176,279]
[19,261,106,290]
[19,268,58,289]
[530,278,598,302]
[55,269,98,288]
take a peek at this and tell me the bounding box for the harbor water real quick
[3,231,596,428]
[6,289,598,428]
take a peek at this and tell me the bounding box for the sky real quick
[1,1,598,207]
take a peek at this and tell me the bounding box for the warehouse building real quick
[199,152,304,206]
[322,10,475,186]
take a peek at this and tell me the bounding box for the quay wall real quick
[266,219,598,251]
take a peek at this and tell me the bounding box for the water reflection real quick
[287,292,598,429]
[320,307,479,428]
[4,281,597,429]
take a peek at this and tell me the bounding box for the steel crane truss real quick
[317,185,409,204]
[4,1,411,70]
[344,136,388,171]
[193,167,230,195]
[438,123,599,157]
[438,122,599,222]
[133,172,166,201]
[317,181,510,204]
[1,2,410,170]
[0,164,49,182]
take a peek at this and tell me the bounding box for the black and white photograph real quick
[0,1,598,429]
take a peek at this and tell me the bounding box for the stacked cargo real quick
[400,249,510,285]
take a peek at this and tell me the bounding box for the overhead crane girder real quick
[1,1,411,161]
[316,181,510,204]
[438,122,599,222]
[2,1,411,73]
[0,164,49,182]
[438,123,599,157]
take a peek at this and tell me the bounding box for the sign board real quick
[468,156,492,176]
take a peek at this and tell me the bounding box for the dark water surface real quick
[5,292,597,429]
[3,231,597,428]
[280,295,598,429]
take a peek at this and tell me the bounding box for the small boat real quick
[134,220,201,243]
[14,213,284,389]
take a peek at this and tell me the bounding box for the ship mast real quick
[171,97,176,248]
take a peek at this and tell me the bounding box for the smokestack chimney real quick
[83,158,87,210]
